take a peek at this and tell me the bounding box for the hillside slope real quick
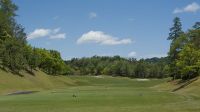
[0,70,76,95]
[1,68,200,98]
[177,77,200,97]
[153,77,200,98]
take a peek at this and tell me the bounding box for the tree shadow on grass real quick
[25,69,36,76]
[0,66,24,77]
[172,77,198,92]
[11,71,24,77]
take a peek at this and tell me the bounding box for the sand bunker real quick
[94,76,104,78]
[136,79,150,81]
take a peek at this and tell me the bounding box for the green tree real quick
[24,47,41,72]
[168,17,183,40]
[193,22,200,30]
[188,29,200,48]
[0,0,18,35]
[1,38,26,73]
[134,60,147,78]
[176,44,200,79]
[168,17,184,79]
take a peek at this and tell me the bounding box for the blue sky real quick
[13,0,200,60]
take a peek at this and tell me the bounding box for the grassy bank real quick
[0,71,200,112]
[0,70,75,94]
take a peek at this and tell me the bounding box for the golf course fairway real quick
[0,76,199,112]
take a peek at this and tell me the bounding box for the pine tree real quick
[193,22,200,30]
[168,17,184,79]
[168,17,183,40]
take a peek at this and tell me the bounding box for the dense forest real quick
[66,56,169,78]
[0,0,200,80]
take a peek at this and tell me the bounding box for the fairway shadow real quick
[172,78,198,92]
[7,91,39,96]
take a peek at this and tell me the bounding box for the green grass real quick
[0,70,76,94]
[0,71,200,112]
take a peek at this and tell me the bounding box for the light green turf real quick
[0,74,200,112]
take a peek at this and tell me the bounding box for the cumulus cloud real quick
[89,12,97,19]
[27,28,66,40]
[77,31,132,45]
[27,29,51,40]
[173,2,200,14]
[128,51,137,57]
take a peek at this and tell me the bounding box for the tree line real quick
[65,56,169,78]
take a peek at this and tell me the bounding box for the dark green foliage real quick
[176,44,200,80]
[66,56,168,78]
[193,22,200,30]
[188,29,200,49]
[168,17,200,80]
[168,17,184,79]
[0,0,25,73]
[174,30,200,80]
[1,37,25,72]
[168,17,183,41]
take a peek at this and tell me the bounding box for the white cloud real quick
[173,8,183,14]
[128,51,137,57]
[28,28,66,40]
[77,31,132,45]
[50,33,66,39]
[27,29,51,40]
[53,28,61,34]
[173,2,200,14]
[89,12,97,19]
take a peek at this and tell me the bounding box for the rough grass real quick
[0,70,75,94]
[0,71,200,112]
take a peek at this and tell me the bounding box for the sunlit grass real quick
[0,74,199,112]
